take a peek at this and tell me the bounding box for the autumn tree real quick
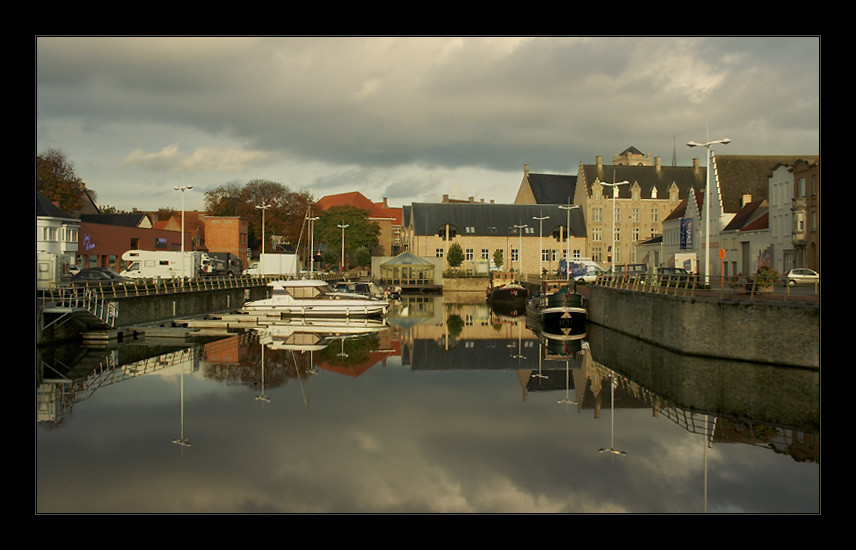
[37,148,86,213]
[204,179,314,253]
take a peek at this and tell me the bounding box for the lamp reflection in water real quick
[598,371,626,457]
[172,351,191,448]
[256,331,272,405]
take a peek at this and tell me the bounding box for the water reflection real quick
[36,295,819,514]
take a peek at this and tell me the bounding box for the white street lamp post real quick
[601,179,629,273]
[307,215,319,275]
[173,185,192,278]
[513,222,527,275]
[533,212,549,277]
[687,134,731,285]
[338,221,349,273]
[558,202,580,281]
[256,203,272,254]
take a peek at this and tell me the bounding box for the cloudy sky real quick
[36,36,820,213]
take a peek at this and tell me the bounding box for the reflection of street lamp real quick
[558,202,580,281]
[256,203,272,254]
[172,356,191,448]
[598,372,626,457]
[338,221,349,273]
[557,357,577,408]
[687,133,731,285]
[256,331,272,404]
[600,179,629,273]
[533,211,549,276]
[173,185,192,278]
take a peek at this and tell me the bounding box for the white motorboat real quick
[241,279,389,317]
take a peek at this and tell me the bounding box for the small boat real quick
[525,280,587,335]
[241,279,389,318]
[486,271,528,305]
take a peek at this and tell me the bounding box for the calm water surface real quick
[36,296,820,514]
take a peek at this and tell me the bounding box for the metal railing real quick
[39,273,335,301]
[592,273,819,302]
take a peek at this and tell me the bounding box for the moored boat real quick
[241,279,389,317]
[525,280,587,335]
[486,271,528,305]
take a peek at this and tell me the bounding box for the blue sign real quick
[680,218,693,250]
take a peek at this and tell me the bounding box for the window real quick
[481,249,489,260]
[511,249,519,261]
[465,248,474,261]
[435,248,444,258]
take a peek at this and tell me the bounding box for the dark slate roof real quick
[715,155,814,213]
[526,173,577,204]
[722,199,769,232]
[409,202,587,239]
[36,193,76,220]
[580,164,703,200]
[78,213,150,227]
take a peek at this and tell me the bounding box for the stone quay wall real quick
[586,285,819,368]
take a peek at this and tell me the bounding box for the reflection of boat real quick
[525,280,587,335]
[486,271,528,305]
[242,280,389,317]
[263,318,387,351]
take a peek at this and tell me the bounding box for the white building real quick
[37,193,80,289]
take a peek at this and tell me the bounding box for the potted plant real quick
[746,265,778,294]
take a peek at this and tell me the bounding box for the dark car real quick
[72,268,129,284]
[657,266,695,287]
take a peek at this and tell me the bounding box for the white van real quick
[569,260,606,283]
[120,250,207,279]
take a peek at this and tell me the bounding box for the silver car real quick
[785,268,819,286]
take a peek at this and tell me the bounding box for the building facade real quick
[791,159,820,271]
[572,152,690,268]
[404,202,587,275]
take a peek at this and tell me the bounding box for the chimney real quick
[742,194,752,207]
[524,164,529,177]
[655,157,661,173]
[693,158,700,174]
[596,156,603,173]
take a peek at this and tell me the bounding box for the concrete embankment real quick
[38,285,270,345]
[585,285,819,368]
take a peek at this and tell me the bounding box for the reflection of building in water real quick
[589,360,819,465]
[37,342,201,425]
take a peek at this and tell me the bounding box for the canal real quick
[36,295,819,514]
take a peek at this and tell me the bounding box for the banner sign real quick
[680,218,693,250]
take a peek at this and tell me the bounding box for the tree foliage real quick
[447,242,464,269]
[37,148,85,213]
[204,179,314,252]
[493,248,504,269]
[313,205,380,269]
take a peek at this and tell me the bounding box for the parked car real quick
[568,261,606,283]
[72,267,129,284]
[784,268,819,286]
[657,267,695,287]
